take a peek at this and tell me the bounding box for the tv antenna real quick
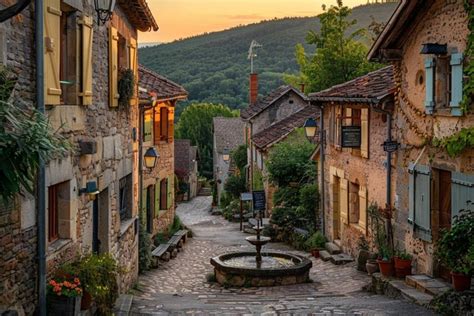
[248,40,262,74]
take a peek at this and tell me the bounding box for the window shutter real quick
[424,57,436,115]
[154,107,161,144]
[161,107,169,141]
[168,108,174,143]
[154,179,160,217]
[44,0,62,105]
[129,37,138,105]
[340,179,349,225]
[80,15,93,105]
[167,176,173,209]
[450,53,464,116]
[361,108,369,158]
[160,179,167,210]
[451,172,474,220]
[109,27,119,107]
[408,163,431,241]
[358,186,368,232]
[345,108,352,153]
[408,163,415,225]
[141,188,147,217]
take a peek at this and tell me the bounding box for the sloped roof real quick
[252,106,320,150]
[309,66,395,104]
[118,0,159,32]
[240,85,308,120]
[175,139,191,176]
[213,117,245,154]
[139,65,188,102]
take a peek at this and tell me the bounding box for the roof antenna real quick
[248,40,262,74]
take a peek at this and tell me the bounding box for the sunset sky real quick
[139,0,371,43]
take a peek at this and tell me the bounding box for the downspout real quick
[138,104,144,226]
[35,0,46,314]
[318,103,325,236]
[249,120,254,193]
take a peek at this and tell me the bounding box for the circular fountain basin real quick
[245,236,271,246]
[210,251,312,287]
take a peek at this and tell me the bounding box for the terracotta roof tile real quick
[309,66,395,104]
[252,106,320,149]
[213,117,245,154]
[139,65,188,102]
[118,0,158,32]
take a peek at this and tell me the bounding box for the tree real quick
[285,0,384,93]
[175,103,238,178]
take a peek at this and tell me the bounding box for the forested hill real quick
[138,2,398,112]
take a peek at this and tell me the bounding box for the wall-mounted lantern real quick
[94,0,116,25]
[144,147,159,169]
[304,117,318,141]
[223,148,230,162]
[79,181,100,200]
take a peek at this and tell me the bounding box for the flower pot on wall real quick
[377,259,394,277]
[394,257,412,278]
[451,272,472,292]
[48,295,81,316]
[311,248,323,258]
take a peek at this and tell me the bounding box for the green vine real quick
[433,127,474,157]
[118,68,135,108]
[461,1,474,114]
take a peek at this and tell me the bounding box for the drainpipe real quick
[138,105,144,223]
[35,0,46,314]
[318,104,325,236]
[249,120,253,193]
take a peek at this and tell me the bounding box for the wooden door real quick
[146,186,154,233]
[333,177,341,240]
[438,170,452,281]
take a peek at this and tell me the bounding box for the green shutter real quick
[451,172,474,220]
[450,53,464,116]
[424,57,435,115]
[155,180,160,216]
[141,188,147,217]
[143,110,153,142]
[408,163,432,242]
[167,176,173,209]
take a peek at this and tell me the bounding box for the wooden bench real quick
[174,229,188,243]
[167,234,183,251]
[151,244,171,262]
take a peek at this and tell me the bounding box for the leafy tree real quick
[175,103,238,178]
[224,175,247,198]
[285,0,384,93]
[231,145,247,174]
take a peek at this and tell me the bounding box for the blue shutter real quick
[451,172,474,220]
[424,57,436,115]
[450,53,464,116]
[408,163,432,242]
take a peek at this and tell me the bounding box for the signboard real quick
[341,126,361,148]
[240,192,253,201]
[383,141,399,153]
[252,191,266,211]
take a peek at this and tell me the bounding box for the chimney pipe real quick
[249,73,258,105]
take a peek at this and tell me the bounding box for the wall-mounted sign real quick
[240,192,253,201]
[252,190,266,211]
[341,126,361,148]
[383,141,399,153]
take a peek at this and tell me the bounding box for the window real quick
[349,182,360,224]
[119,174,133,221]
[160,107,169,141]
[160,178,168,210]
[48,184,59,242]
[143,109,153,142]
[154,106,173,144]
[117,34,128,70]
[59,9,78,105]
[48,181,72,242]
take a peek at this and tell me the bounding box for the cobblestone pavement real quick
[131,197,434,315]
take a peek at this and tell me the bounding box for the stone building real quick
[175,139,199,201]
[0,0,157,313]
[251,106,320,215]
[368,0,474,277]
[213,117,245,205]
[309,66,396,257]
[138,65,188,235]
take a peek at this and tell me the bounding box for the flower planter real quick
[310,248,323,258]
[394,257,412,278]
[48,295,81,316]
[451,272,472,292]
[377,259,394,277]
[366,259,379,276]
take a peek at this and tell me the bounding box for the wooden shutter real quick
[408,163,431,241]
[358,186,368,232]
[154,179,160,217]
[451,172,474,220]
[154,107,161,144]
[340,179,349,225]
[143,109,153,142]
[44,0,62,105]
[168,107,174,143]
[450,53,464,116]
[141,188,147,217]
[161,107,169,141]
[80,15,93,105]
[160,179,167,210]
[167,176,173,209]
[361,108,369,158]
[424,57,435,115]
[109,26,119,107]
[129,37,138,105]
[345,108,352,153]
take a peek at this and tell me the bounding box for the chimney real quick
[249,73,258,105]
[299,83,305,94]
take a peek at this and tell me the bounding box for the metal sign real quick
[240,192,253,201]
[252,191,266,211]
[383,141,399,153]
[341,126,361,148]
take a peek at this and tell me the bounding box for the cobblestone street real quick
[130,197,434,315]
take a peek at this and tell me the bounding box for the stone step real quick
[405,275,452,296]
[114,294,133,316]
[334,239,343,248]
[330,253,354,265]
[319,250,332,262]
[390,279,434,306]
[325,242,342,255]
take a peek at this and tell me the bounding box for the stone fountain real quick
[210,219,312,287]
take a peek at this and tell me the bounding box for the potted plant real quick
[436,210,473,292]
[357,236,371,272]
[394,249,412,278]
[377,245,394,277]
[47,274,82,316]
[304,231,326,258]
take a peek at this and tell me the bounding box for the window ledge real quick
[48,238,72,255]
[120,216,137,236]
[350,223,366,234]
[433,108,454,117]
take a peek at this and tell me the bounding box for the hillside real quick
[138,3,398,113]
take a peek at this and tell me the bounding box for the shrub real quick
[220,191,233,208]
[305,231,326,250]
[139,218,152,272]
[273,187,300,208]
[224,174,246,198]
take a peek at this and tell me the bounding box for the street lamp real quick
[144,147,159,169]
[79,181,100,200]
[94,0,116,25]
[304,118,318,141]
[223,148,230,162]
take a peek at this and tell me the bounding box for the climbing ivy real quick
[433,127,474,158]
[461,1,474,114]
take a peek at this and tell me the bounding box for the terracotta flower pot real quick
[311,248,322,258]
[451,272,472,292]
[394,257,412,278]
[366,259,379,276]
[377,259,394,277]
